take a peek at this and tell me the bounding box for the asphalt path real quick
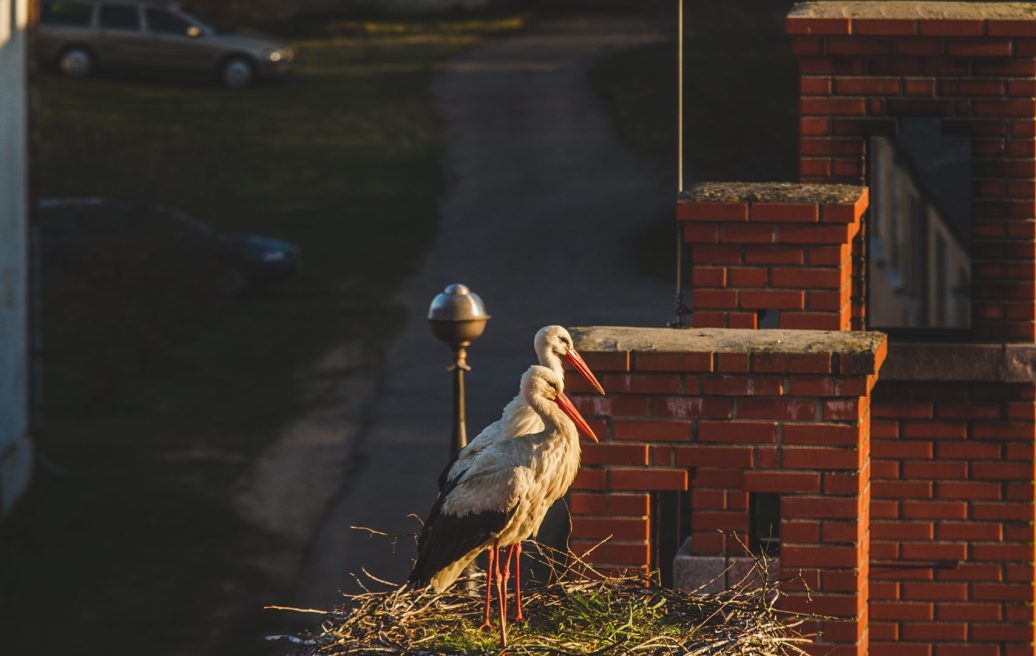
[293,14,673,610]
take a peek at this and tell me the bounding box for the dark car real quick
[37,197,300,297]
[35,0,295,88]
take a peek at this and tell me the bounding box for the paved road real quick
[293,15,673,610]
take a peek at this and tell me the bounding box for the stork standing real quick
[438,326,605,617]
[442,325,604,488]
[409,366,597,647]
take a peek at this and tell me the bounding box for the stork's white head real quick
[520,365,598,442]
[534,325,606,396]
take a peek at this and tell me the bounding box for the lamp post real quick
[428,284,490,458]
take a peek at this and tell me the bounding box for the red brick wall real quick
[787,12,1036,341]
[570,8,1036,656]
[784,10,1036,655]
[568,328,887,656]
[678,186,869,332]
[869,382,1036,656]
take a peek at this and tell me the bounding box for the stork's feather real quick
[409,364,586,593]
[441,396,543,489]
[408,503,513,591]
[412,440,537,591]
[440,326,579,490]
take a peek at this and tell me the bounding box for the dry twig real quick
[275,541,815,656]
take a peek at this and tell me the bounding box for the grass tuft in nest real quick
[273,541,814,656]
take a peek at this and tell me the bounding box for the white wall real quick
[0,0,32,516]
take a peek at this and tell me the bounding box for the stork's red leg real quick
[512,542,525,622]
[495,543,508,648]
[478,546,495,632]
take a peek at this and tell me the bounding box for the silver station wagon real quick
[35,0,295,88]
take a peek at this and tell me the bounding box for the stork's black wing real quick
[436,453,457,491]
[408,508,511,588]
[408,469,514,588]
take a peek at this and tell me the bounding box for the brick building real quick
[567,3,1036,656]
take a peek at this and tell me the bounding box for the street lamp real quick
[428,283,490,458]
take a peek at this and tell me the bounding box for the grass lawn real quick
[0,15,524,656]
[587,0,799,281]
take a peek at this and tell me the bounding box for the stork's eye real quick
[548,381,559,392]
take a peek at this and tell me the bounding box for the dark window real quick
[146,8,193,36]
[40,1,93,26]
[868,118,972,330]
[652,490,691,588]
[99,4,141,31]
[749,493,780,556]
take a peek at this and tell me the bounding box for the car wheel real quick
[221,56,254,90]
[58,46,94,79]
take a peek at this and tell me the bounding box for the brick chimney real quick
[786,4,1036,655]
[568,327,887,656]
[569,4,1036,656]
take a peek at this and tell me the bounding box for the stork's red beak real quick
[554,391,598,442]
[565,348,606,396]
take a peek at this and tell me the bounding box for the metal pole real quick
[453,342,478,589]
[671,222,687,328]
[427,283,489,460]
[450,345,471,457]
[677,0,684,194]
[670,0,689,328]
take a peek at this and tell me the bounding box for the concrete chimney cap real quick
[789,1,1036,20]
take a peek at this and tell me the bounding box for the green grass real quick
[34,18,527,452]
[587,0,799,281]
[425,588,681,654]
[2,16,524,656]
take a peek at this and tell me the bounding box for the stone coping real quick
[788,1,1036,37]
[569,328,1036,382]
[570,326,887,375]
[679,182,865,205]
[790,1,1036,21]
[884,341,1036,382]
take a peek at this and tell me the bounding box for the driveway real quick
[293,14,673,610]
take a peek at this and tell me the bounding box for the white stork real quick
[409,365,598,647]
[442,325,605,487]
[436,325,605,621]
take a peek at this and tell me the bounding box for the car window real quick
[99,4,141,31]
[40,1,94,27]
[145,8,194,36]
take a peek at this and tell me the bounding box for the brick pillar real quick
[786,5,1036,655]
[568,326,887,656]
[678,183,868,331]
[787,2,1036,342]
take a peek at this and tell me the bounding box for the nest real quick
[274,543,814,656]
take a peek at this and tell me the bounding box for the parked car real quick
[37,198,301,297]
[35,0,295,88]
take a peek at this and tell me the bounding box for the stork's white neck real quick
[536,347,566,384]
[526,391,578,442]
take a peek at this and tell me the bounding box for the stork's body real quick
[442,325,603,489]
[414,415,584,592]
[432,327,604,630]
[409,366,596,646]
